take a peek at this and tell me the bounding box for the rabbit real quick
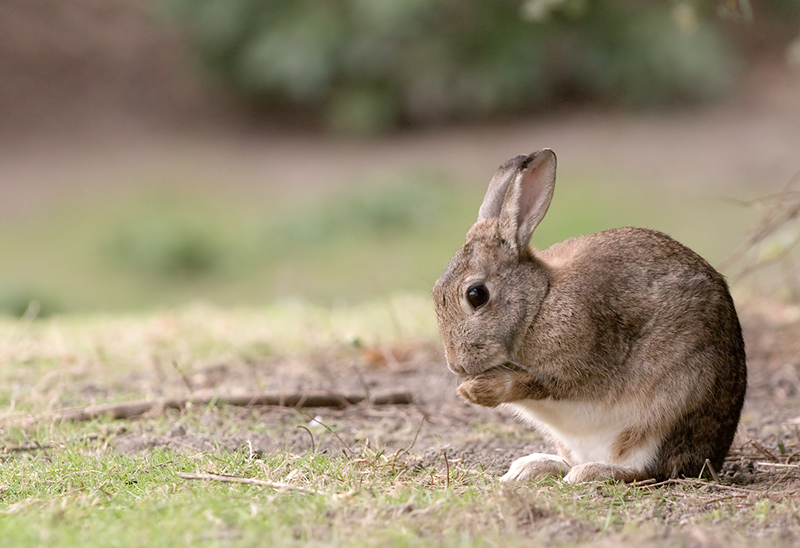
[432,149,747,483]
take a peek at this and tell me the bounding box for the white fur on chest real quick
[505,397,660,471]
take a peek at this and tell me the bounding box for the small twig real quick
[766,469,795,493]
[751,441,779,462]
[720,168,800,276]
[172,360,194,393]
[20,300,41,323]
[722,189,800,208]
[34,439,52,463]
[681,479,756,493]
[635,478,684,489]
[705,458,721,484]
[246,440,254,460]
[296,425,316,454]
[176,472,323,495]
[443,451,450,489]
[304,414,357,457]
[732,234,800,281]
[1,443,54,453]
[784,450,800,465]
[392,414,426,467]
[756,462,800,469]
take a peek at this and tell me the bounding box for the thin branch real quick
[704,494,750,504]
[176,472,323,495]
[11,390,413,425]
[730,231,800,281]
[352,364,371,403]
[704,458,721,484]
[720,168,800,273]
[443,450,450,489]
[1,443,54,453]
[33,439,52,463]
[751,441,779,462]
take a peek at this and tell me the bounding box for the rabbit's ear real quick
[499,149,557,253]
[477,155,528,222]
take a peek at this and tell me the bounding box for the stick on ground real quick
[15,390,413,425]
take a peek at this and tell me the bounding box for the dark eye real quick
[466,283,490,309]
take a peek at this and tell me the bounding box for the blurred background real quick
[0,0,799,315]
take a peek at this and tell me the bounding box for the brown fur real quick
[433,149,747,483]
[611,428,651,463]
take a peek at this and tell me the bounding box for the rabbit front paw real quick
[457,367,542,407]
[457,373,514,408]
[500,453,571,482]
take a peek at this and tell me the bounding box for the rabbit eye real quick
[466,283,489,309]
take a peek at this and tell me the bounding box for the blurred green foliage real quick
[0,170,755,315]
[159,0,739,133]
[272,178,449,246]
[0,291,60,319]
[107,217,227,278]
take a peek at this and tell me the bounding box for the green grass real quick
[1,429,795,548]
[0,169,756,315]
[0,300,797,547]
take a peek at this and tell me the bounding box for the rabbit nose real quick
[443,349,468,376]
[448,363,468,376]
[447,363,469,377]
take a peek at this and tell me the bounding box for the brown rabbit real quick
[432,150,747,483]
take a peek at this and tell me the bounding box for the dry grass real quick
[1,296,799,547]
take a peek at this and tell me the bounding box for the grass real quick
[0,296,436,414]
[1,424,796,548]
[1,300,798,547]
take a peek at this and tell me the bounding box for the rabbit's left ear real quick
[499,149,557,253]
[478,155,528,222]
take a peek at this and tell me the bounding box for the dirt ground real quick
[90,298,800,546]
[107,299,800,466]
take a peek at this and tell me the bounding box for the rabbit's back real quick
[517,227,746,478]
[527,227,743,393]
